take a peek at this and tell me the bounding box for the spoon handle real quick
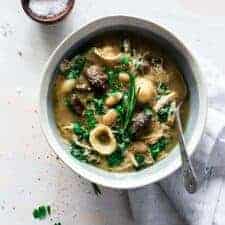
[175,108,198,193]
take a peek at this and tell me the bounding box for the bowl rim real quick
[39,16,207,189]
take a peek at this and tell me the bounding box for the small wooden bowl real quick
[21,0,75,24]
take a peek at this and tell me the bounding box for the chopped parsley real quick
[148,137,168,160]
[32,205,51,220]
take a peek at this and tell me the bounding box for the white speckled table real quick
[1,1,225,225]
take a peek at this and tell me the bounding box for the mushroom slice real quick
[89,124,117,155]
[93,46,122,65]
[154,92,177,112]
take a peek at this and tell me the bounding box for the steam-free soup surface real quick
[53,34,188,172]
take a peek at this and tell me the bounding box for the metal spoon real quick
[175,92,198,193]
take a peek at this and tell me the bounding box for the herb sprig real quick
[123,73,137,130]
[33,205,51,220]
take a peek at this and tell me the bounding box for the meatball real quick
[131,112,151,139]
[85,65,107,93]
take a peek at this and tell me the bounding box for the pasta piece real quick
[89,124,117,155]
[93,46,121,66]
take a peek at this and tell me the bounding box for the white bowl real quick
[39,16,207,189]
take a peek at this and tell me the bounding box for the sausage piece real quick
[85,65,107,93]
[131,112,151,139]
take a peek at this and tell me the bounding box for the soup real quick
[52,34,188,172]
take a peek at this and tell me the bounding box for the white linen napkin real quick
[128,57,225,225]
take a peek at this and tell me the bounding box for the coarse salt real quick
[28,0,69,17]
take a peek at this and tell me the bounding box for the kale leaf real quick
[84,109,97,130]
[65,55,86,79]
[92,97,105,115]
[148,137,168,160]
[106,150,124,167]
[70,144,88,162]
[72,122,89,140]
[135,153,146,170]
[157,104,171,122]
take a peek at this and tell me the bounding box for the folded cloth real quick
[128,57,225,225]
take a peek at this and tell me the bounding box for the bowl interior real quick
[40,17,206,189]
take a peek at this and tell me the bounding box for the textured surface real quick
[1,1,225,225]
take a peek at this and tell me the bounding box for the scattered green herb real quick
[148,137,168,160]
[91,183,102,196]
[157,104,171,122]
[32,205,51,220]
[47,205,51,215]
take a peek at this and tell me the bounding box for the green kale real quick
[92,97,105,115]
[134,153,146,169]
[65,55,86,79]
[104,65,129,91]
[120,54,131,65]
[106,150,124,167]
[70,144,88,162]
[148,137,168,160]
[72,122,89,140]
[105,68,122,91]
[157,82,170,95]
[84,109,97,130]
[157,104,171,122]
